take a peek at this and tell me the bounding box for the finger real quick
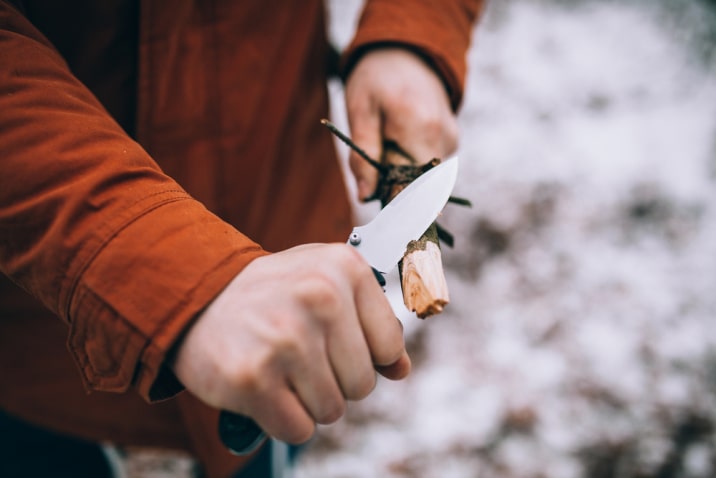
[383,102,458,165]
[375,351,412,381]
[353,264,408,369]
[326,306,376,401]
[248,386,316,444]
[293,254,376,403]
[346,91,383,200]
[272,245,372,414]
[288,339,346,426]
[376,52,458,164]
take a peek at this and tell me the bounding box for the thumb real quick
[347,98,383,201]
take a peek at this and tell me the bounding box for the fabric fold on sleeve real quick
[0,1,268,402]
[67,194,269,401]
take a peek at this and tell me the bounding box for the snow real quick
[296,1,716,477]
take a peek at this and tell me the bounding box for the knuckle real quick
[410,109,458,155]
[299,273,341,312]
[442,119,459,152]
[345,371,377,401]
[263,312,304,351]
[332,242,363,264]
[270,323,309,362]
[224,360,262,396]
[420,114,447,142]
[282,423,315,445]
[373,337,405,367]
[312,245,366,287]
[315,399,346,425]
[337,245,369,278]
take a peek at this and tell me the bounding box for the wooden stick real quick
[322,119,450,318]
[382,150,449,319]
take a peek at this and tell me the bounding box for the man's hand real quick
[171,244,411,444]
[345,47,459,200]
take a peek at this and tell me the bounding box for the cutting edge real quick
[348,156,459,273]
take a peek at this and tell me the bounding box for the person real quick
[0,0,486,476]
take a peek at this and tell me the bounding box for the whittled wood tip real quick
[401,239,449,319]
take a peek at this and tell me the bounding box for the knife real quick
[219,156,459,455]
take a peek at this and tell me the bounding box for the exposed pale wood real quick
[382,149,450,319]
[401,235,449,318]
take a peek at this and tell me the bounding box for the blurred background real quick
[294,0,716,477]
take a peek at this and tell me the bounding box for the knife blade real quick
[219,156,459,455]
[347,156,458,272]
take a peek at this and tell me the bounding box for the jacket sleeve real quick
[342,0,487,111]
[0,2,269,401]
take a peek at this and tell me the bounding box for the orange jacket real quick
[0,0,484,476]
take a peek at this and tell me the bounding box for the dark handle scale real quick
[218,267,386,455]
[219,410,266,456]
[371,266,387,287]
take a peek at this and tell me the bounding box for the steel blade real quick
[348,156,458,273]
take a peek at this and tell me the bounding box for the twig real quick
[320,119,387,173]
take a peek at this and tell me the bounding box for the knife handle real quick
[218,266,386,454]
[371,266,386,287]
[219,410,266,456]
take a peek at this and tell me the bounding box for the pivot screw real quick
[349,232,361,246]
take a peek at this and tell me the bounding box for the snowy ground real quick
[294,1,716,477]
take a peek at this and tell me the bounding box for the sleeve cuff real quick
[340,0,484,111]
[66,192,269,402]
